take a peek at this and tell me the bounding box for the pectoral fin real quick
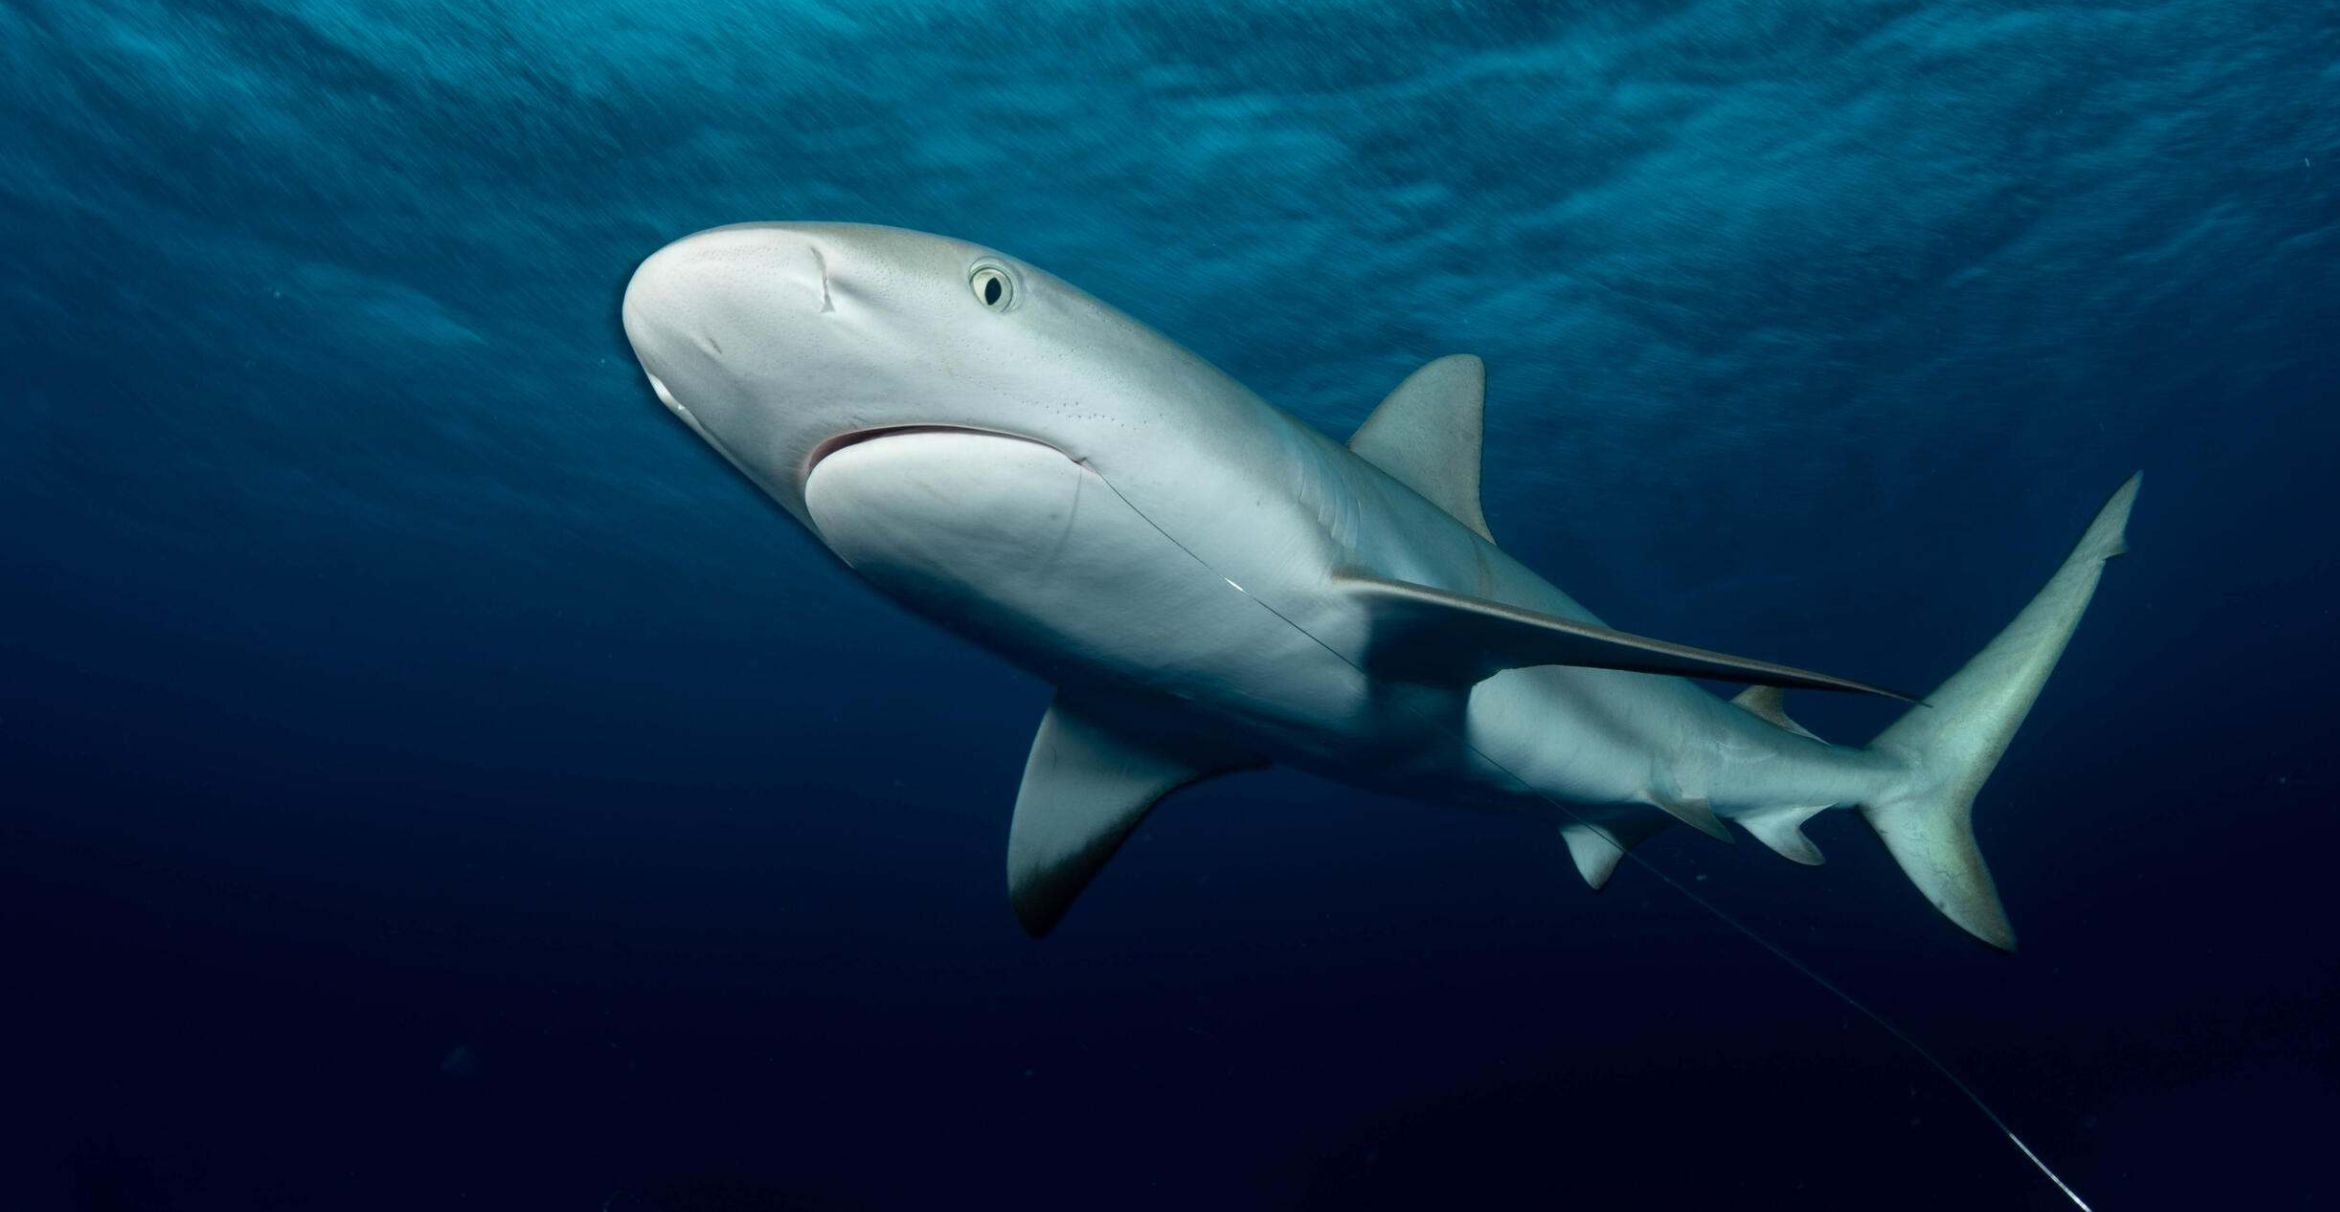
[1335,572,1912,701]
[1008,693,1264,938]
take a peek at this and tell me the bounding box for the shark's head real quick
[621,223,1189,521]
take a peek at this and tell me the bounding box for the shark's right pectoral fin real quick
[1008,693,1265,938]
[1334,572,1912,701]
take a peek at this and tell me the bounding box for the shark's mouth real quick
[645,373,704,433]
[799,428,1170,679]
[803,423,1069,480]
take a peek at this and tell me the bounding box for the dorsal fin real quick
[1348,354,1493,542]
[1731,685,1821,740]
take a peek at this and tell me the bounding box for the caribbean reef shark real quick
[620,223,2135,948]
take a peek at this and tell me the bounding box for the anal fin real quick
[1739,804,1830,866]
[1727,688,1831,863]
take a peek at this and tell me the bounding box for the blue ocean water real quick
[3,1,2334,1207]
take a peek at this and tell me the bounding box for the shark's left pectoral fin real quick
[1008,694,1265,938]
[1335,573,1914,701]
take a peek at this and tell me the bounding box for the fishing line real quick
[1085,469,2093,1211]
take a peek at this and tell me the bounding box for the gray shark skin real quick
[621,223,2135,947]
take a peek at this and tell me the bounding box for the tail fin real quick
[1863,474,2140,950]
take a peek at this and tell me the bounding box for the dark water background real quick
[3,2,2335,1208]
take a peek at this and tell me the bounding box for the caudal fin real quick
[1862,474,2140,950]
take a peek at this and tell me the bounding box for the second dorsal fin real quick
[1349,354,1493,543]
[1731,685,1821,740]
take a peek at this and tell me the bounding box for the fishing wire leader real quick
[1087,470,2094,1212]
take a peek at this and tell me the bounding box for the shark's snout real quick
[625,229,822,354]
[623,225,843,439]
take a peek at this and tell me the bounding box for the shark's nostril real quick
[810,247,835,313]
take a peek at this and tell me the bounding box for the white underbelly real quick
[801,430,1365,744]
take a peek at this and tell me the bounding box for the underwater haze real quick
[3,1,2336,1208]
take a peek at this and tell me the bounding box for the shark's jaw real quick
[801,427,1244,694]
[803,421,1069,486]
[620,221,1104,525]
[641,371,715,443]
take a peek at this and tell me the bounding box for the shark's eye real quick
[970,264,1014,311]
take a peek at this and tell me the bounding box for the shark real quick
[620,222,2136,948]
